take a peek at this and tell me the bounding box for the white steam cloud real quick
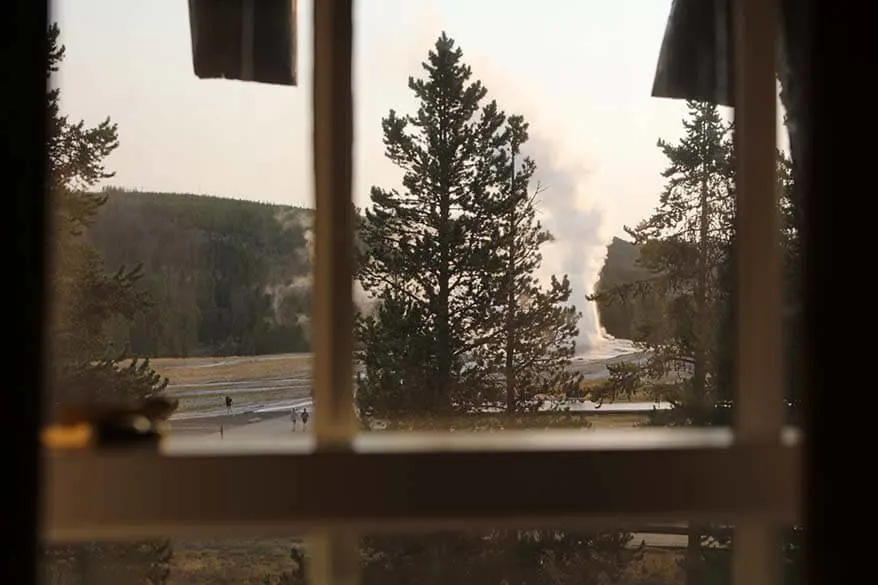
[521,135,612,350]
[265,209,314,328]
[469,60,614,352]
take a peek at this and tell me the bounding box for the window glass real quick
[46,0,315,440]
[351,0,790,433]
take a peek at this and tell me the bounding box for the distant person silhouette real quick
[291,407,299,431]
[225,395,232,414]
[301,408,310,429]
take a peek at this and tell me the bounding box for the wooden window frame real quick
[42,1,796,584]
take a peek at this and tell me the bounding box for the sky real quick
[52,0,778,345]
[52,0,694,238]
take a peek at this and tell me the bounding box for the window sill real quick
[44,427,800,540]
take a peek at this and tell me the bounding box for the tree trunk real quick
[505,151,517,413]
[437,154,452,411]
[692,167,712,422]
[686,169,712,585]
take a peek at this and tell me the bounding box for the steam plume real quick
[470,61,614,351]
[521,135,612,349]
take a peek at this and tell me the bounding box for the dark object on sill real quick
[187,0,298,86]
[46,397,178,451]
[93,414,164,448]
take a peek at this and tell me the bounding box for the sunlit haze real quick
[52,0,691,235]
[53,0,739,347]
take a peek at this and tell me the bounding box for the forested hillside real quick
[87,188,314,357]
[86,189,642,359]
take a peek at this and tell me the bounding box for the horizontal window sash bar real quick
[44,429,801,541]
[157,427,800,455]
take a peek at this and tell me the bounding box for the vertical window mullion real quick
[311,0,357,447]
[732,0,783,584]
[734,0,784,444]
[311,0,358,584]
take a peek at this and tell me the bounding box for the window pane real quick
[39,525,804,584]
[351,0,764,432]
[46,1,315,439]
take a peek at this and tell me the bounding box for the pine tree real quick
[354,32,639,585]
[41,23,173,585]
[356,33,509,416]
[46,23,169,413]
[355,291,438,419]
[594,102,802,585]
[588,100,736,585]
[476,115,582,412]
[591,101,735,422]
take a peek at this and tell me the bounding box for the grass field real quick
[169,538,296,585]
[167,539,684,585]
[145,355,314,418]
[145,353,655,425]
[589,412,650,428]
[150,354,630,392]
[150,354,313,386]
[148,353,641,401]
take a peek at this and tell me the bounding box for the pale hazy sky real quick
[51,0,705,241]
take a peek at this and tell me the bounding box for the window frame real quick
[42,1,796,585]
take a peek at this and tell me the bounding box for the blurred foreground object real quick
[187,0,298,85]
[43,396,178,450]
[652,0,734,105]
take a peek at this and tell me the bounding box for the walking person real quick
[290,407,299,432]
[301,407,310,430]
[225,395,232,414]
